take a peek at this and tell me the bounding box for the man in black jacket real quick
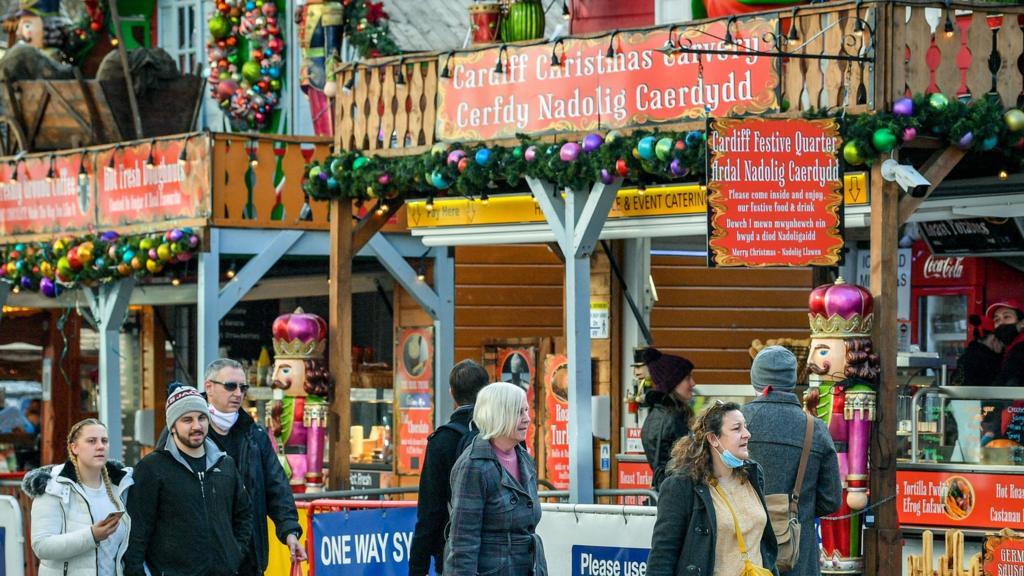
[158,359,305,575]
[409,359,490,575]
[126,385,253,576]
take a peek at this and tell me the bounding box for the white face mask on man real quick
[209,405,240,431]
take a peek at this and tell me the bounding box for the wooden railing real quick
[332,1,1024,155]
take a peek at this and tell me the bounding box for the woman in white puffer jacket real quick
[21,418,133,576]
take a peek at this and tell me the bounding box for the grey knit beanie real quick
[165,385,210,430]
[750,346,797,392]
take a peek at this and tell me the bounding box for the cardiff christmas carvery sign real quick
[436,18,779,141]
[706,117,844,267]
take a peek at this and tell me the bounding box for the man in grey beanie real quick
[741,346,842,576]
[125,385,253,576]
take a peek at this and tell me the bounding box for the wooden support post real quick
[41,310,80,465]
[140,307,167,454]
[865,2,903,574]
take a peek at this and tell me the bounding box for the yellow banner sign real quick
[406,173,867,229]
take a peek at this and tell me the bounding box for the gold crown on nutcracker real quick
[807,277,874,338]
[271,307,327,359]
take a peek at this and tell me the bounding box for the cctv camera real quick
[881,159,931,198]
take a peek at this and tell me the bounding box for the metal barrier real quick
[0,474,34,576]
[294,486,658,505]
[538,488,659,506]
[294,487,419,501]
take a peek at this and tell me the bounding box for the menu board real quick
[706,117,844,267]
[543,354,570,489]
[897,469,1024,530]
[920,218,1024,256]
[395,327,434,475]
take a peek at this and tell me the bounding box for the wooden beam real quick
[140,307,167,456]
[328,196,354,490]
[865,2,903,574]
[896,146,967,225]
[353,200,405,254]
[41,310,80,465]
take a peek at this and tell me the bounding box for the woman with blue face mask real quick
[647,401,779,576]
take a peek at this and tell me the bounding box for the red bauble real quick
[615,159,629,177]
[90,21,101,32]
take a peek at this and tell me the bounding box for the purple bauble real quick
[100,231,120,242]
[600,169,614,185]
[670,159,688,177]
[189,235,200,248]
[893,97,914,117]
[901,127,917,142]
[560,142,582,162]
[20,276,31,289]
[40,277,56,298]
[957,131,974,149]
[168,229,184,242]
[524,146,537,163]
[447,150,466,166]
[582,133,604,153]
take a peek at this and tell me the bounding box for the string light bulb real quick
[8,161,17,184]
[425,195,435,212]
[146,141,156,168]
[1000,170,1009,180]
[480,191,490,205]
[226,261,237,279]
[46,155,55,182]
[171,276,181,286]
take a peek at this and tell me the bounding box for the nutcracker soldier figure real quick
[269,308,333,492]
[806,278,880,574]
[295,0,343,136]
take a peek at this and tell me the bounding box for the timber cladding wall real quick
[650,256,813,386]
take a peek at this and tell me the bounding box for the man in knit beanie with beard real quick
[125,385,253,576]
[742,346,842,576]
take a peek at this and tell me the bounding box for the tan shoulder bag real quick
[764,413,814,572]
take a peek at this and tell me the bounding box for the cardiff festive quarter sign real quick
[706,117,844,267]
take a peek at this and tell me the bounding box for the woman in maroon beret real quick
[640,347,696,490]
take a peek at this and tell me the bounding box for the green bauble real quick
[1005,109,1024,133]
[352,157,369,170]
[928,93,949,111]
[655,138,674,161]
[871,128,898,153]
[242,61,261,83]
[501,0,546,42]
[208,15,231,39]
[843,141,865,165]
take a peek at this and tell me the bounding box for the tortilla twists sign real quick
[436,18,779,141]
[706,117,844,267]
[896,470,1024,530]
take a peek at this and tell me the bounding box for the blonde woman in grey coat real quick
[444,382,546,576]
[22,419,133,576]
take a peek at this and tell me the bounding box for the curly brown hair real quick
[303,358,332,397]
[844,337,880,384]
[666,401,749,485]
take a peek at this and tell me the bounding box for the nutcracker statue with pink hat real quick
[806,278,880,574]
[269,307,333,492]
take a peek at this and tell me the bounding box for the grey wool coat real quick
[444,435,547,576]
[741,391,843,576]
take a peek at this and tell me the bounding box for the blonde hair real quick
[473,382,527,440]
[67,419,122,511]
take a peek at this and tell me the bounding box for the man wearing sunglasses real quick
[158,359,306,575]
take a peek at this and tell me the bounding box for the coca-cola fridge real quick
[911,241,1024,368]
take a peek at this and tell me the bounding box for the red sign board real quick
[707,117,844,267]
[617,460,653,506]
[0,155,96,237]
[436,18,779,141]
[395,327,434,475]
[984,530,1024,576]
[912,241,982,287]
[543,354,569,490]
[897,470,1024,530]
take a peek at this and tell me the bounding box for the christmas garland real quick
[345,1,400,59]
[0,229,202,298]
[61,0,109,65]
[208,0,286,131]
[301,93,1024,203]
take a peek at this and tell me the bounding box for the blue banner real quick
[572,544,649,576]
[313,507,435,575]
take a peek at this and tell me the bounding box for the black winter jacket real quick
[647,462,779,576]
[641,390,691,491]
[157,410,301,573]
[124,437,253,576]
[409,404,474,575]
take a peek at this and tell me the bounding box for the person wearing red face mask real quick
[987,300,1024,387]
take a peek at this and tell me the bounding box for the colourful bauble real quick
[600,169,614,185]
[431,143,449,157]
[157,244,172,261]
[475,148,493,166]
[39,277,56,298]
[605,130,622,145]
[512,146,524,159]
[928,93,949,110]
[981,135,998,151]
[685,131,704,148]
[637,137,657,160]
[524,146,537,162]
[843,141,864,165]
[1006,109,1024,133]
[209,14,231,39]
[956,131,974,149]
[242,61,261,83]
[893,97,914,117]
[615,159,629,177]
[146,259,163,274]
[431,170,450,189]
[457,157,469,174]
[308,165,321,180]
[655,138,674,161]
[378,173,391,186]
[352,157,369,170]
[447,150,466,166]
[872,128,898,153]
[675,140,686,151]
[67,248,82,271]
[560,142,581,162]
[582,133,604,153]
[168,229,184,242]
[670,158,688,177]
[902,127,918,142]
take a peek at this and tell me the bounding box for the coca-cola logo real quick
[923,255,965,279]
